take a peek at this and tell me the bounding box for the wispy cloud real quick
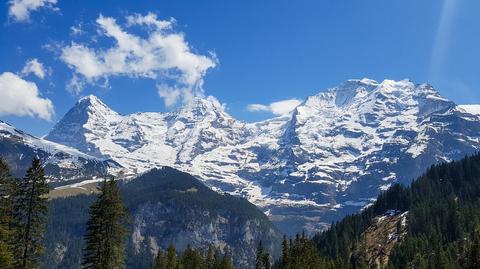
[70,23,84,36]
[429,0,460,81]
[0,72,54,120]
[21,58,47,79]
[8,0,58,22]
[60,12,218,106]
[247,99,302,116]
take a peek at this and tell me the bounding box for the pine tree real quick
[256,241,266,269]
[205,245,216,269]
[281,235,289,268]
[152,249,166,269]
[0,159,14,268]
[256,240,270,269]
[466,230,480,269]
[12,158,49,269]
[166,244,177,269]
[262,252,271,269]
[219,254,234,269]
[82,178,129,269]
[181,245,203,269]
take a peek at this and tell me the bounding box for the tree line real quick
[0,158,49,269]
[0,158,236,269]
[4,153,480,268]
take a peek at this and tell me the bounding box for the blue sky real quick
[1,0,480,136]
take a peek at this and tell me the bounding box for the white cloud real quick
[21,58,46,79]
[60,13,217,106]
[157,84,181,107]
[247,99,302,116]
[126,12,174,30]
[0,72,54,120]
[70,23,84,36]
[247,104,270,112]
[8,0,58,22]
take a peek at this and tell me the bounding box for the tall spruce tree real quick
[205,245,216,269]
[82,178,129,269]
[256,241,270,269]
[165,244,177,269]
[12,158,49,269]
[0,159,14,268]
[219,254,234,269]
[152,249,166,269]
[180,245,204,269]
[281,235,289,268]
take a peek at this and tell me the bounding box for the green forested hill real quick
[42,167,282,269]
[302,154,480,269]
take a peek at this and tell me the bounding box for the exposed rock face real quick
[362,210,408,268]
[44,79,480,234]
[42,167,282,269]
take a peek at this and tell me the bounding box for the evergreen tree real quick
[82,178,129,269]
[205,245,216,269]
[465,229,480,269]
[219,254,234,269]
[12,158,49,269]
[281,235,290,268]
[180,245,203,269]
[0,159,14,268]
[152,249,166,269]
[166,244,177,269]
[256,241,266,269]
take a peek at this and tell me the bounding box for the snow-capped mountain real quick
[45,79,480,233]
[0,120,119,181]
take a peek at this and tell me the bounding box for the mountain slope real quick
[44,79,480,233]
[311,153,480,269]
[42,167,282,268]
[0,120,119,181]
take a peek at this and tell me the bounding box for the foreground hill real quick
[309,153,480,268]
[42,167,282,268]
[44,79,480,233]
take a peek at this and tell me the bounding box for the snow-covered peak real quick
[78,94,101,103]
[458,104,480,116]
[173,96,229,122]
[75,94,119,117]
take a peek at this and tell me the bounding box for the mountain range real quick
[2,78,480,234]
[0,120,118,181]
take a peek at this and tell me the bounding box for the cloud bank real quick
[247,99,302,116]
[8,0,58,22]
[60,12,218,107]
[0,72,54,120]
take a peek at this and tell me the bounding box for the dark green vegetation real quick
[5,152,480,268]
[0,158,49,269]
[272,153,480,269]
[82,179,130,269]
[151,244,234,269]
[255,241,271,269]
[0,158,15,267]
[42,167,281,268]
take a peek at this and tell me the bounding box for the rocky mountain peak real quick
[173,95,228,122]
[42,79,480,234]
[74,94,119,118]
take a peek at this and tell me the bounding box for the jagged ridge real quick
[44,79,480,233]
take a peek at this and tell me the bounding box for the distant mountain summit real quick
[0,120,118,181]
[44,79,480,233]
